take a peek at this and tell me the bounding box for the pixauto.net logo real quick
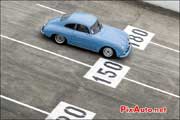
[120,105,167,113]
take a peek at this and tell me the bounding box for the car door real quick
[63,23,76,44]
[72,24,94,50]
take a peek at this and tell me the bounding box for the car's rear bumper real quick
[117,44,132,58]
[41,24,45,35]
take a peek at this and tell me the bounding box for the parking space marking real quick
[46,101,96,120]
[0,35,91,68]
[124,25,155,50]
[0,95,50,115]
[124,25,179,53]
[124,77,180,98]
[36,4,66,14]
[84,58,130,88]
[1,35,179,98]
[150,41,179,53]
[36,4,180,53]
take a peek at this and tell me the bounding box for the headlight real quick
[128,35,130,41]
[121,46,125,51]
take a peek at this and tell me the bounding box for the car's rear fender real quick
[44,24,67,38]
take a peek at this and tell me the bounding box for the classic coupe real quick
[41,12,132,58]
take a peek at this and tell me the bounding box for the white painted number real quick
[124,25,155,50]
[84,58,130,88]
[46,102,96,120]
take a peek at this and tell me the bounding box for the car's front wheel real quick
[102,47,115,58]
[53,34,66,44]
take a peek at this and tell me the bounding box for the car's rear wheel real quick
[102,47,115,58]
[53,34,66,44]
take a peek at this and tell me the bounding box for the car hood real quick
[94,24,129,49]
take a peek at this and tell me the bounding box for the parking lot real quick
[1,1,179,119]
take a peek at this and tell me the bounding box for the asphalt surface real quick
[1,1,179,119]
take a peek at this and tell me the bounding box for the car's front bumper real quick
[117,44,132,58]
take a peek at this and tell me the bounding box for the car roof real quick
[65,12,97,28]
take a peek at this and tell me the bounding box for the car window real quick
[76,24,89,33]
[90,20,102,34]
[65,24,76,30]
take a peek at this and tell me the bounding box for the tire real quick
[101,47,115,58]
[53,34,66,44]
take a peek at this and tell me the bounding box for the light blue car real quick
[41,12,132,58]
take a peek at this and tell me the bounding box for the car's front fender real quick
[95,39,122,55]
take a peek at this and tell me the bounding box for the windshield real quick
[61,14,70,21]
[90,20,102,34]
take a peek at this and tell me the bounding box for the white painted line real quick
[124,77,180,98]
[1,35,179,99]
[0,95,50,115]
[36,4,66,14]
[0,35,91,68]
[150,41,179,53]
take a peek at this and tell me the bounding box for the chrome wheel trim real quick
[55,35,65,44]
[103,47,113,58]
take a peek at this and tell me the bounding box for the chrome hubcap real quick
[103,48,113,57]
[55,35,65,44]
